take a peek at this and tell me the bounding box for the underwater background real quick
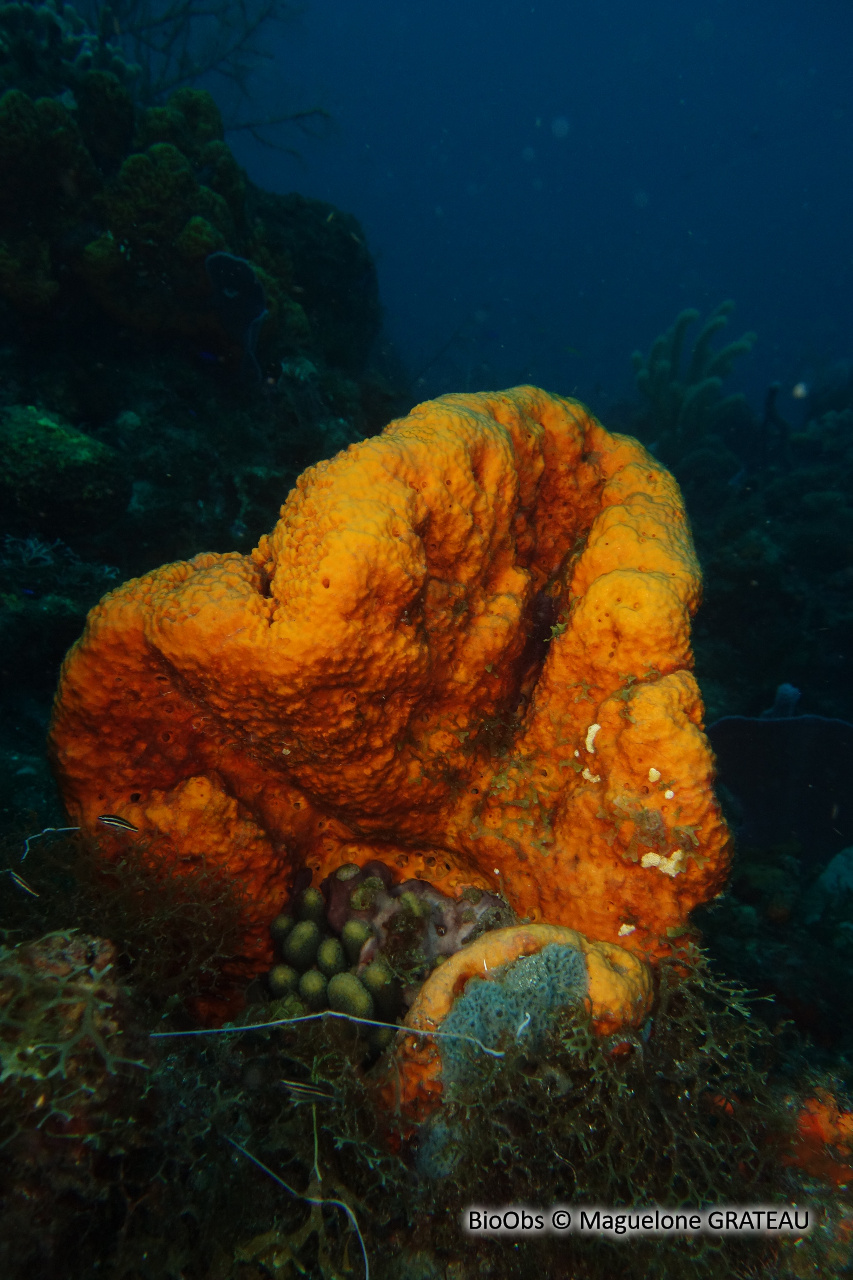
[1,0,853,1276]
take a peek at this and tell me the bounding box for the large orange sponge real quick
[49,386,730,980]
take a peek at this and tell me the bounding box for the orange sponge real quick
[50,386,730,982]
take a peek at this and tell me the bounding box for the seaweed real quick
[407,952,792,1278]
[0,823,838,1280]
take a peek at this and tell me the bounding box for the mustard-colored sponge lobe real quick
[49,386,731,983]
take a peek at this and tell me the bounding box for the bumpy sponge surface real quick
[438,943,588,1088]
[50,385,730,983]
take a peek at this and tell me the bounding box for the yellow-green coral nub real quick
[283,919,321,969]
[317,937,346,978]
[327,972,374,1020]
[298,969,328,1010]
[297,967,326,1008]
[361,958,399,1017]
[297,887,326,923]
[341,918,372,965]
[267,963,299,997]
[270,914,295,943]
[370,1025,397,1052]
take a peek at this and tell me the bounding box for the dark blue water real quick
[231,0,853,415]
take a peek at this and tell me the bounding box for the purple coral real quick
[319,861,514,1005]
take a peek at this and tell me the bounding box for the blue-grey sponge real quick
[438,943,588,1089]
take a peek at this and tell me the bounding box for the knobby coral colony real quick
[49,385,731,1127]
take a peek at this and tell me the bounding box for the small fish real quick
[6,870,40,897]
[280,1078,334,1103]
[98,814,139,832]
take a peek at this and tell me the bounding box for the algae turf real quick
[0,407,129,539]
[0,829,251,1019]
[0,934,406,1279]
[0,832,821,1280]
[404,956,796,1280]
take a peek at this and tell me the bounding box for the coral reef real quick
[0,915,813,1280]
[626,308,853,723]
[623,309,853,1061]
[260,865,653,1130]
[0,49,395,806]
[321,860,512,983]
[88,0,306,115]
[0,22,847,1254]
[0,533,120,688]
[695,830,853,1060]
[689,403,853,718]
[0,0,139,101]
[0,73,377,368]
[0,535,121,829]
[0,928,144,1089]
[0,404,129,536]
[428,942,591,1091]
[0,70,389,579]
[49,386,731,991]
[0,793,844,1280]
[631,300,756,463]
